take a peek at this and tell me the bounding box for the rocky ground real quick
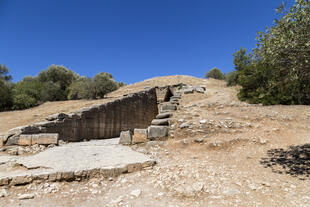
[0,76,310,207]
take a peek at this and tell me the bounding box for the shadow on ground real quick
[260,144,310,180]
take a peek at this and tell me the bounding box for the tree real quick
[38,65,78,100]
[0,64,12,82]
[0,65,13,111]
[68,77,95,100]
[40,81,65,102]
[235,0,310,105]
[225,71,238,86]
[205,67,225,80]
[93,72,119,98]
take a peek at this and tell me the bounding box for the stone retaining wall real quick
[5,88,159,145]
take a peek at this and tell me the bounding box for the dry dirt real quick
[1,75,310,207]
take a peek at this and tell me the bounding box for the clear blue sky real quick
[0,0,283,84]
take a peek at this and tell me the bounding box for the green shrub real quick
[40,81,65,102]
[93,72,119,98]
[205,67,224,80]
[225,71,238,86]
[12,94,37,110]
[68,77,95,100]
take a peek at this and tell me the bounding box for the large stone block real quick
[18,135,32,146]
[156,112,172,119]
[31,133,59,145]
[151,119,169,126]
[147,126,168,139]
[132,129,148,144]
[160,103,177,112]
[119,131,132,145]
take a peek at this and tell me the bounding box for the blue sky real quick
[0,0,283,84]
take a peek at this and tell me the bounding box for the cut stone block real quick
[132,129,148,144]
[156,112,172,119]
[183,88,194,94]
[18,135,32,146]
[31,134,59,145]
[18,133,59,146]
[151,119,169,126]
[160,104,177,112]
[119,131,132,145]
[147,126,168,139]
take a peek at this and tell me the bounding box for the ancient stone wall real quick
[5,88,159,144]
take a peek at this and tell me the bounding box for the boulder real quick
[160,104,177,112]
[147,126,168,139]
[151,119,169,126]
[132,129,148,144]
[156,112,172,119]
[119,131,132,145]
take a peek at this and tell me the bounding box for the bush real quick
[225,71,238,86]
[205,67,224,80]
[0,81,12,111]
[12,94,37,110]
[40,81,65,102]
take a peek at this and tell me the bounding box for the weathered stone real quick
[119,131,132,145]
[147,126,168,139]
[151,119,169,126]
[132,129,148,144]
[183,88,194,94]
[161,103,177,112]
[180,122,190,129]
[0,189,9,197]
[195,87,205,93]
[31,133,59,145]
[18,193,35,200]
[156,112,172,119]
[18,135,32,146]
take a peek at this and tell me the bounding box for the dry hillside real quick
[1,75,310,207]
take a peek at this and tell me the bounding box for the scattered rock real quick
[199,119,207,124]
[18,193,35,200]
[130,189,142,197]
[194,138,204,143]
[0,189,9,197]
[180,122,190,129]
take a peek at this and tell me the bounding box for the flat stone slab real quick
[0,139,155,186]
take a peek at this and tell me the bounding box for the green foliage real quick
[38,65,78,100]
[68,77,94,100]
[0,63,124,111]
[205,67,224,80]
[0,81,12,111]
[0,64,12,82]
[225,71,238,86]
[235,0,310,105]
[93,72,119,98]
[12,94,36,110]
[40,81,65,102]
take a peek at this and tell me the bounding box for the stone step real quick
[160,103,177,112]
[156,112,172,119]
[147,126,168,139]
[151,119,169,126]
